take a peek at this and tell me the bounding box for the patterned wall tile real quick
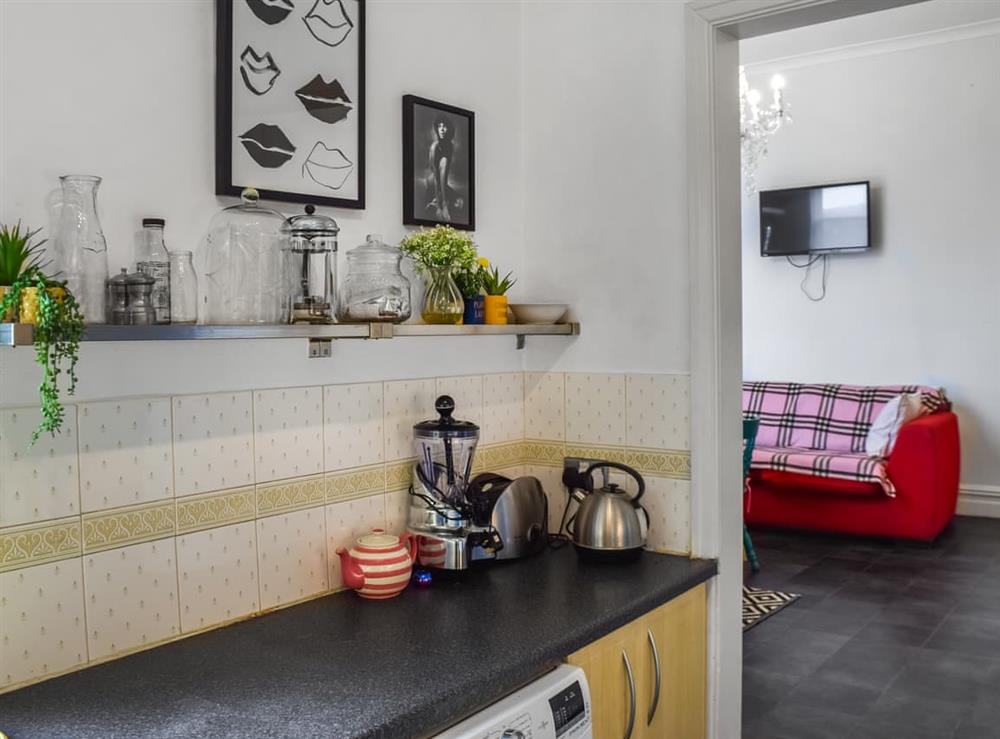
[483,373,524,445]
[173,393,254,496]
[475,441,525,473]
[82,501,175,554]
[525,372,565,441]
[385,461,413,493]
[176,487,256,536]
[563,444,690,480]
[522,440,566,467]
[326,465,385,502]
[524,465,570,536]
[643,477,691,554]
[176,523,259,633]
[565,373,626,445]
[324,495,386,590]
[324,383,383,472]
[0,559,87,687]
[0,406,79,528]
[257,508,328,609]
[436,375,484,430]
[83,540,180,661]
[384,489,410,536]
[256,475,326,517]
[254,387,323,484]
[78,398,173,513]
[383,379,436,462]
[626,374,690,451]
[0,518,82,574]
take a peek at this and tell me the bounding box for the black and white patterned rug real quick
[742,585,800,631]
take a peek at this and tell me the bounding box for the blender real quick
[407,396,503,570]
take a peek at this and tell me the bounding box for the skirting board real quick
[957,484,1000,519]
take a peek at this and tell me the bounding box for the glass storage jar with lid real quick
[198,188,285,324]
[337,234,411,323]
[280,205,338,324]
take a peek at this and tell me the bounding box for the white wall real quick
[740,23,1000,488]
[520,0,689,375]
[0,0,526,404]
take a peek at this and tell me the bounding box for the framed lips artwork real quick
[216,0,365,209]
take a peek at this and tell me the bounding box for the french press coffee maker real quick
[279,205,338,324]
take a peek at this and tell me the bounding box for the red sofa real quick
[744,384,960,541]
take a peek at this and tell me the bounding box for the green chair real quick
[743,417,761,573]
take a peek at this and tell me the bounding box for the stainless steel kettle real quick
[564,460,649,562]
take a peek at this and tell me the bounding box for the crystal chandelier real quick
[740,66,790,194]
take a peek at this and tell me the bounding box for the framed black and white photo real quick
[216,0,365,209]
[402,95,475,230]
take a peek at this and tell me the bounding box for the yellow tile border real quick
[0,516,82,573]
[385,459,414,491]
[176,486,256,536]
[256,474,326,516]
[522,439,566,466]
[475,440,524,472]
[326,464,386,502]
[563,443,691,480]
[82,501,176,554]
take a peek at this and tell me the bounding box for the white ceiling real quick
[740,0,1000,65]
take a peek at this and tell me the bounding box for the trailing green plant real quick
[399,226,478,273]
[0,221,47,285]
[0,266,85,444]
[482,265,516,296]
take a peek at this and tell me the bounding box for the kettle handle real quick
[586,462,646,504]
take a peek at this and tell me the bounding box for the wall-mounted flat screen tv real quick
[760,181,871,256]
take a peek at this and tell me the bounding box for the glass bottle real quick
[136,218,171,324]
[421,266,463,325]
[337,234,411,323]
[169,251,198,324]
[53,175,109,323]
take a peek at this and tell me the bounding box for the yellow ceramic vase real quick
[484,295,508,325]
[19,287,66,325]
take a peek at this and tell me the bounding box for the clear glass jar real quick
[169,251,198,324]
[136,218,170,324]
[280,205,338,324]
[53,174,109,323]
[421,266,463,324]
[198,188,285,324]
[337,234,411,323]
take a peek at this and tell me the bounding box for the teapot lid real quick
[281,204,340,239]
[413,395,479,438]
[357,528,399,549]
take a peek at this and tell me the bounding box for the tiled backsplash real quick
[0,371,689,693]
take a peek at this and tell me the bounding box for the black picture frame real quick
[215,0,366,209]
[402,95,476,231]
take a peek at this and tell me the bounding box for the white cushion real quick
[865,393,922,456]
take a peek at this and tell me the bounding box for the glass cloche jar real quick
[198,188,285,324]
[337,234,411,323]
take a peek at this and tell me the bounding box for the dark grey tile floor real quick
[743,516,1000,739]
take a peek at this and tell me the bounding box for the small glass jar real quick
[337,234,411,323]
[170,251,198,324]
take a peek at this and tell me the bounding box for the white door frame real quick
[684,2,924,737]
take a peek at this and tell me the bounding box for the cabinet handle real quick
[646,628,662,726]
[622,648,637,739]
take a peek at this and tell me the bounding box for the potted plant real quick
[0,222,47,321]
[455,257,489,325]
[0,259,85,443]
[399,226,478,325]
[482,265,516,325]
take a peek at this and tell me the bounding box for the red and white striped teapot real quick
[336,528,417,599]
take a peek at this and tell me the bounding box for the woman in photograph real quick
[424,115,463,222]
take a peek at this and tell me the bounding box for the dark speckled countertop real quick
[0,547,715,739]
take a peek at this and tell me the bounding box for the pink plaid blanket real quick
[743,382,949,496]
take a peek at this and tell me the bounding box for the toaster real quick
[466,473,548,561]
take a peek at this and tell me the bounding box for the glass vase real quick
[54,175,109,323]
[421,266,463,325]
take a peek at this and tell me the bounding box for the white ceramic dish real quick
[509,303,568,324]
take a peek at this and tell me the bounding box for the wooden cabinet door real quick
[646,584,707,739]
[567,622,645,739]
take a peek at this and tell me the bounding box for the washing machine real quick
[435,664,592,739]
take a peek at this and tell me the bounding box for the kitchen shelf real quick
[0,321,580,351]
